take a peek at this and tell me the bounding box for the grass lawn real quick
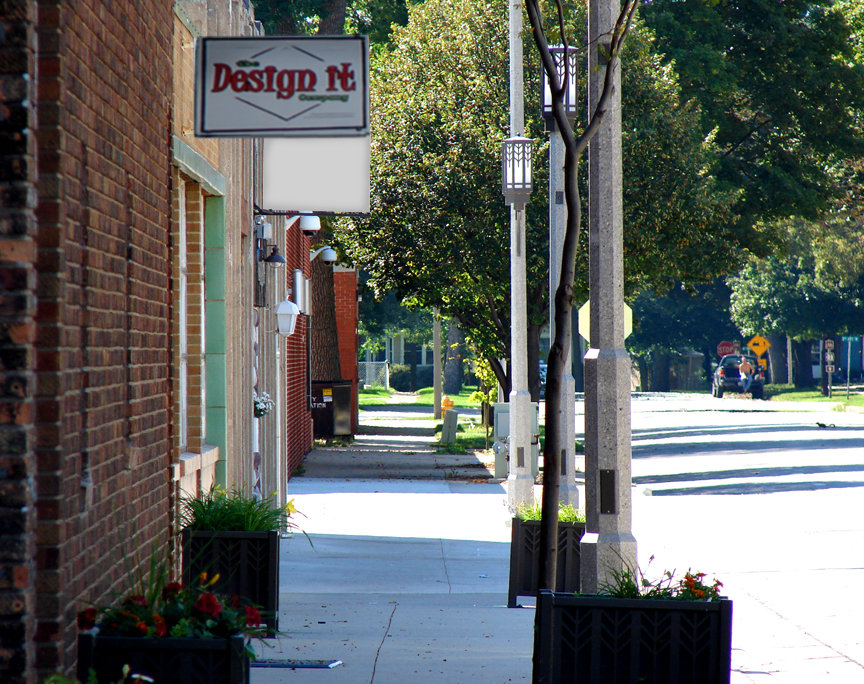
[357,387,394,406]
[765,384,864,409]
[434,420,491,453]
[358,386,484,408]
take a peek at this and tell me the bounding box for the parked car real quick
[712,354,765,399]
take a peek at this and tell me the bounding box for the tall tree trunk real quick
[766,334,786,385]
[318,0,347,33]
[649,350,671,391]
[792,339,814,389]
[310,258,342,382]
[443,321,464,395]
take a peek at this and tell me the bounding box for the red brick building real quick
[0,2,320,680]
[1,2,174,680]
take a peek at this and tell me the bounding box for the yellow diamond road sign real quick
[578,300,632,342]
[747,334,771,357]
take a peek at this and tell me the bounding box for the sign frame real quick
[195,35,369,138]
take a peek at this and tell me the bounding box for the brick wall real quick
[29,1,174,678]
[0,2,37,681]
[333,268,359,433]
[284,220,313,475]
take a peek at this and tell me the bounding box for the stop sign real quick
[717,341,735,356]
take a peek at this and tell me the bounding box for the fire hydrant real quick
[441,396,454,413]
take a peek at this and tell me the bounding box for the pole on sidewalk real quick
[433,310,442,420]
[548,123,579,508]
[506,0,534,510]
[580,0,637,593]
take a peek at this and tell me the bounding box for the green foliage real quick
[76,559,270,641]
[516,502,585,523]
[388,363,412,391]
[339,0,746,392]
[728,220,864,341]
[643,0,864,228]
[596,558,724,602]
[629,281,738,355]
[181,485,301,533]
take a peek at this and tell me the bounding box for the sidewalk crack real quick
[370,601,398,684]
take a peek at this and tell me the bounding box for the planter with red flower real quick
[180,485,306,634]
[533,562,733,684]
[77,564,268,684]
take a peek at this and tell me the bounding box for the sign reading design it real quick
[195,36,369,137]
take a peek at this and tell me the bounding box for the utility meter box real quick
[492,402,540,477]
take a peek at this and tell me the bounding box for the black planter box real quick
[508,518,586,607]
[78,633,249,684]
[182,529,279,633]
[533,591,733,684]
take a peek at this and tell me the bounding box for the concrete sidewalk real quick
[251,479,535,683]
[251,399,864,682]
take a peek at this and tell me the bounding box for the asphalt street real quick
[259,392,864,683]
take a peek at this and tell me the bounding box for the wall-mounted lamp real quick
[299,214,321,237]
[310,245,338,265]
[274,298,300,336]
[255,216,286,267]
[262,245,287,267]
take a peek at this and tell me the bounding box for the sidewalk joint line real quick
[440,538,453,593]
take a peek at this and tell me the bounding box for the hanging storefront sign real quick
[195,36,369,137]
[261,135,370,214]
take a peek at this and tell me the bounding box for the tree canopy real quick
[338,0,744,393]
[642,0,864,232]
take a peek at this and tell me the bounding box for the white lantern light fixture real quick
[274,298,300,336]
[541,45,579,125]
[501,136,533,207]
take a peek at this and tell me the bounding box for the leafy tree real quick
[337,0,544,395]
[728,220,864,387]
[254,0,411,44]
[524,0,640,609]
[642,0,864,232]
[339,0,741,398]
[629,280,739,389]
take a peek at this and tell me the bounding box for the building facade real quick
[0,2,315,680]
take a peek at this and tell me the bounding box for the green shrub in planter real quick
[180,486,305,634]
[508,504,586,608]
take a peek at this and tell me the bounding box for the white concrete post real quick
[581,0,637,593]
[507,0,535,509]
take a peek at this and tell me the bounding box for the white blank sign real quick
[262,136,370,214]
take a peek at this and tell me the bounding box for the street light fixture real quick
[501,136,533,206]
[541,45,579,126]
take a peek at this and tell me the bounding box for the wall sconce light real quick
[299,214,321,237]
[310,245,338,265]
[274,297,300,336]
[262,245,287,267]
[255,215,286,267]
